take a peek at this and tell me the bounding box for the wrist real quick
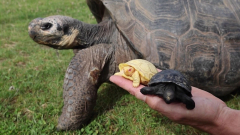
[208,107,240,135]
[209,106,229,135]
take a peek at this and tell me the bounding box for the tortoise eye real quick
[41,23,52,30]
[129,69,131,71]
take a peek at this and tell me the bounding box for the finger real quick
[110,75,146,101]
[191,87,225,104]
[144,95,187,115]
[109,75,143,92]
[192,87,212,97]
[110,75,192,116]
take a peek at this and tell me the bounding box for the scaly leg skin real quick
[141,84,175,103]
[57,44,114,130]
[175,86,195,110]
[140,84,165,96]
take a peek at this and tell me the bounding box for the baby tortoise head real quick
[122,66,136,76]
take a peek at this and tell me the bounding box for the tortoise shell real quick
[118,59,158,82]
[99,0,240,96]
[148,69,191,93]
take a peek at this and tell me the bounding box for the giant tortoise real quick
[28,0,240,130]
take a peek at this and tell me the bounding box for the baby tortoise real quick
[141,69,195,110]
[115,59,158,87]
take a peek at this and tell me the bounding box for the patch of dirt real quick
[10,96,19,104]
[18,51,29,57]
[4,42,16,49]
[0,59,6,63]
[41,103,48,109]
[34,66,43,71]
[15,61,26,67]
[22,108,34,119]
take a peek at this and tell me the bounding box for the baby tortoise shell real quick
[149,69,191,93]
[141,69,195,110]
[115,59,158,87]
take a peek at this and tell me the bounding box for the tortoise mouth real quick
[28,30,37,40]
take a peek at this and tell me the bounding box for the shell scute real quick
[149,69,191,93]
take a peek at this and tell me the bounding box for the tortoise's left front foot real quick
[57,44,114,130]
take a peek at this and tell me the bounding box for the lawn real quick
[0,0,239,134]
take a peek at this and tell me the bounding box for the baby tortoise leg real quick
[57,44,113,130]
[132,71,140,87]
[141,84,175,103]
[175,86,195,110]
[140,84,164,96]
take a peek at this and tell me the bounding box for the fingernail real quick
[109,75,114,81]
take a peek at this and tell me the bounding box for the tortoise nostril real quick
[29,30,38,40]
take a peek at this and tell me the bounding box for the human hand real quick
[110,74,228,133]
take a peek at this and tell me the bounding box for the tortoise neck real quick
[74,20,115,49]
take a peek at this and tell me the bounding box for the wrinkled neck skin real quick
[67,19,115,49]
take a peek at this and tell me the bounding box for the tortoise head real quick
[28,15,81,49]
[123,66,135,76]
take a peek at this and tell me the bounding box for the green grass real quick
[0,0,239,134]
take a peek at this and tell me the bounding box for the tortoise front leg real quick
[57,44,114,130]
[132,71,140,87]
